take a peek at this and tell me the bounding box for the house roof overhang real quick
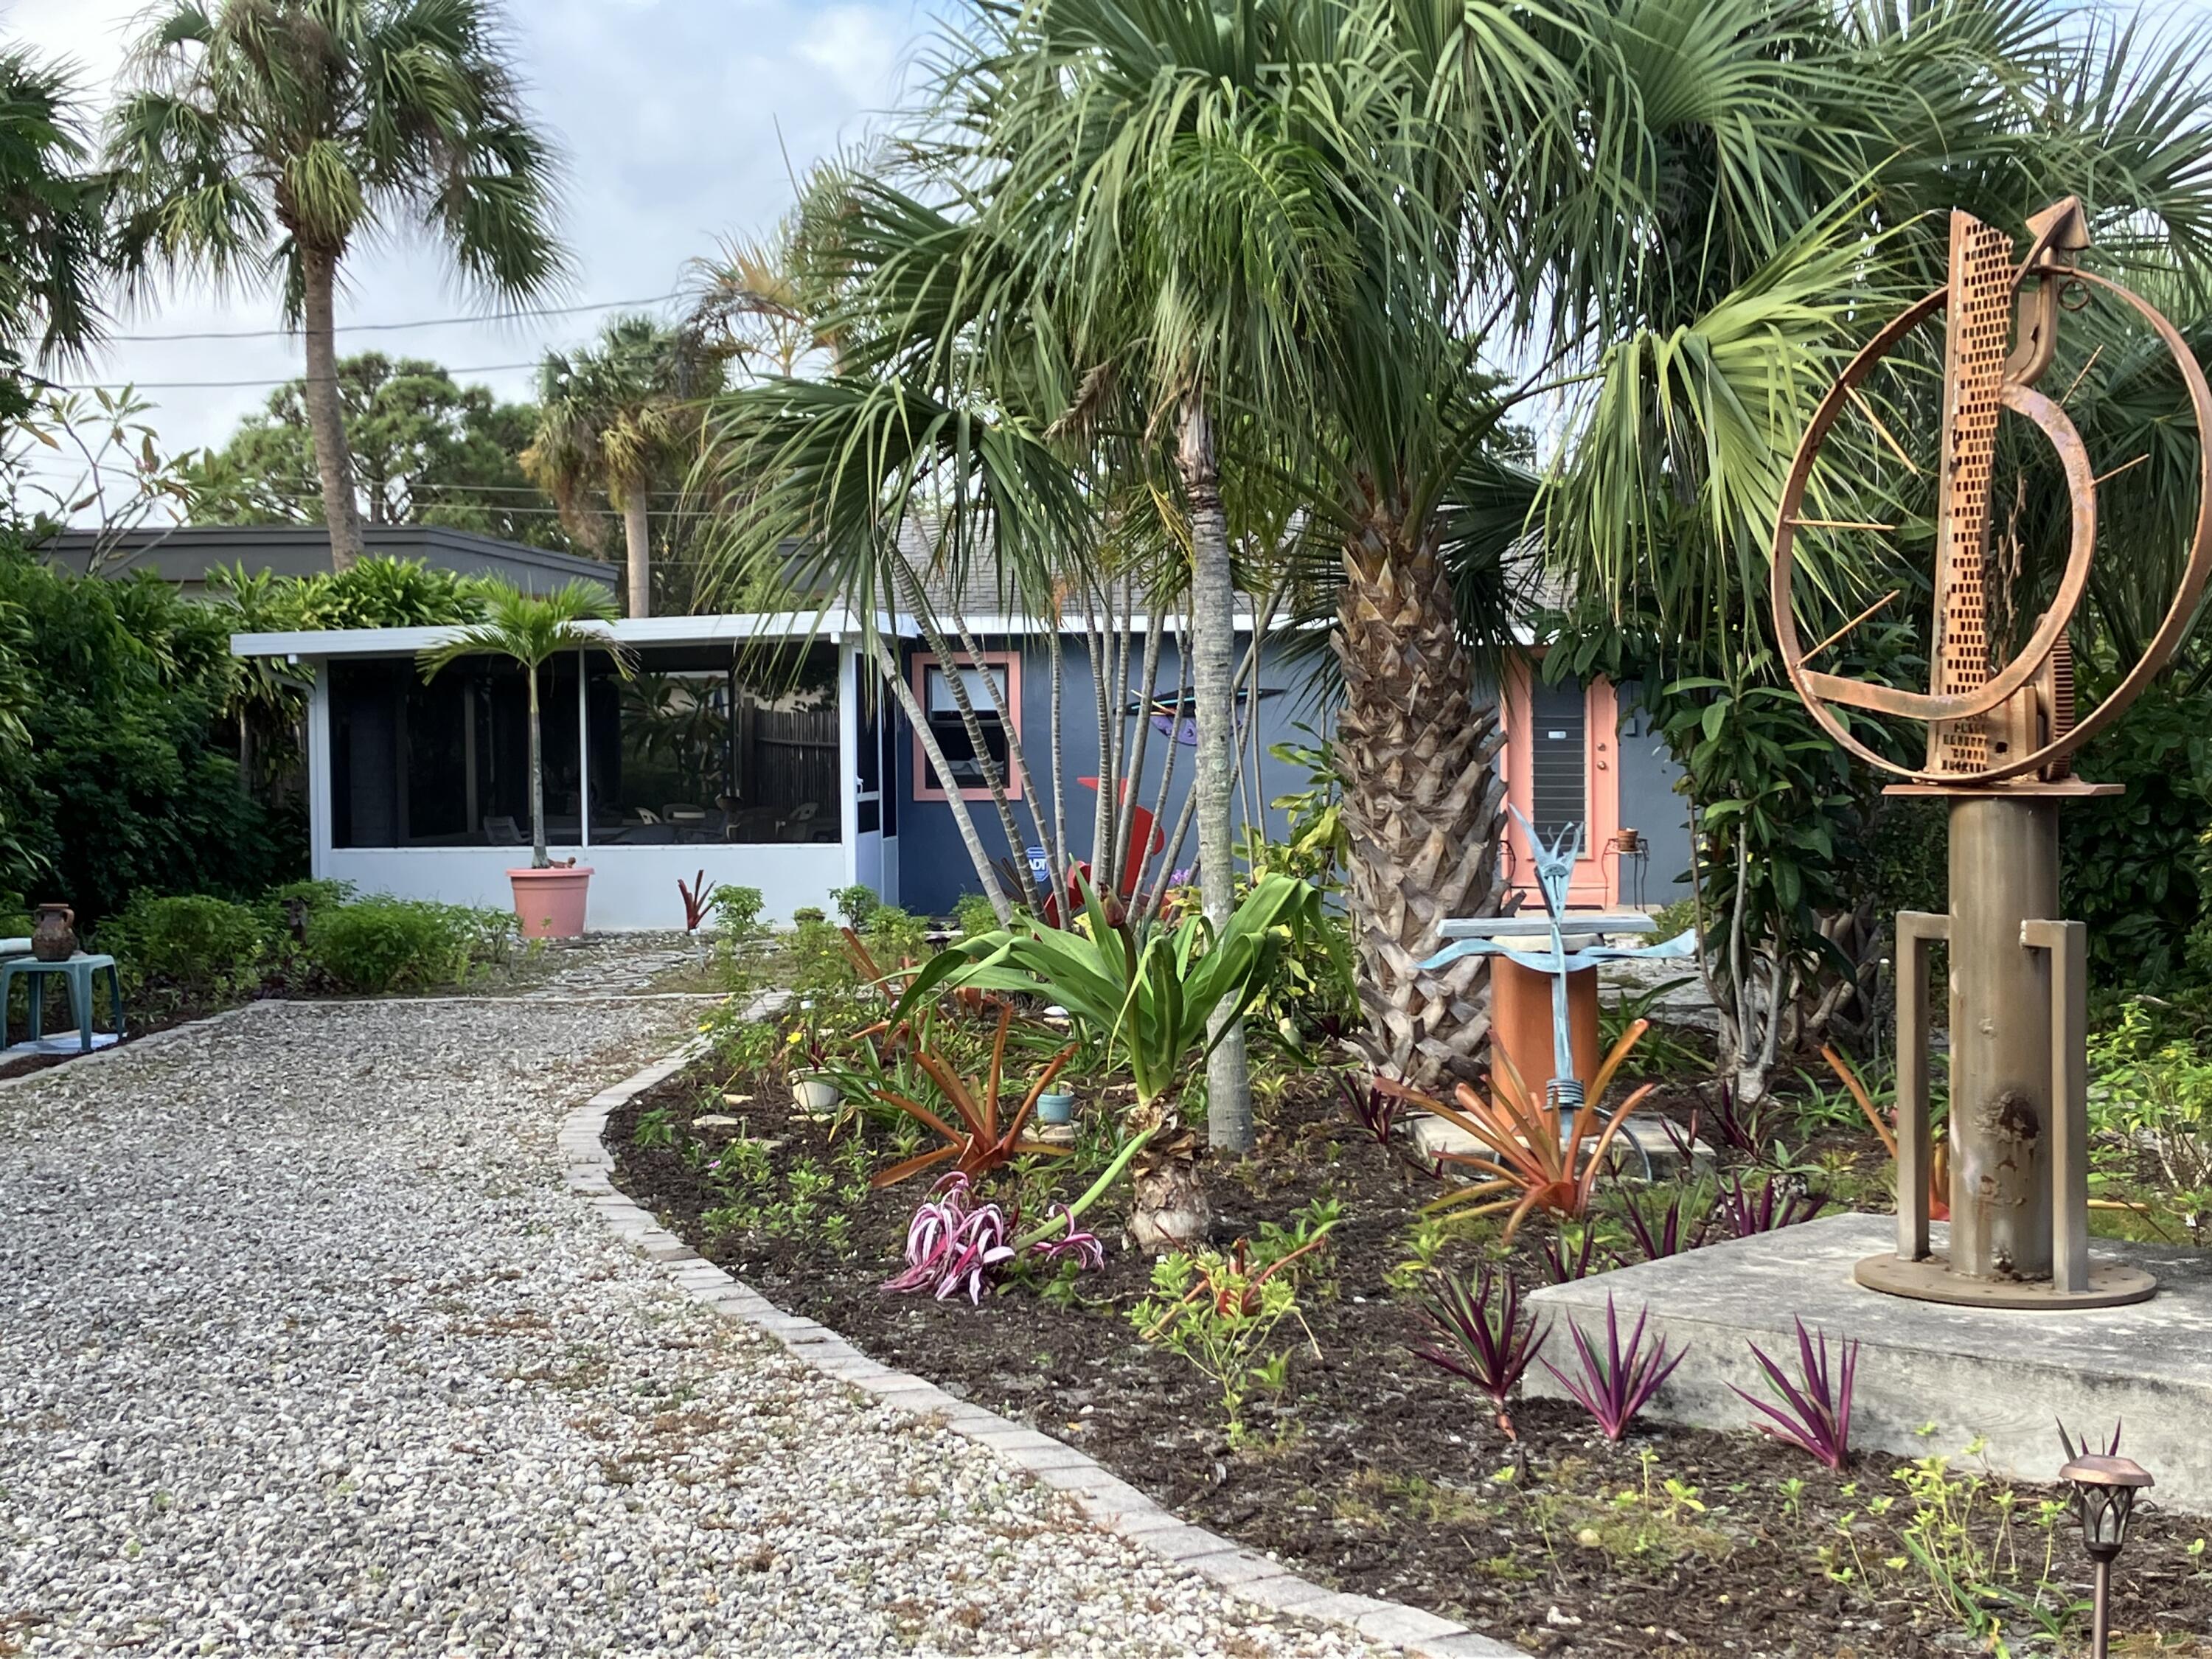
[229,608,911,661]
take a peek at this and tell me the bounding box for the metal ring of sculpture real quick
[1769,213,2212,787]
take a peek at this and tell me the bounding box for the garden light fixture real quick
[2060,1450,2152,1658]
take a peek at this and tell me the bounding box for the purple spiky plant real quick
[1732,1319,1857,1469]
[1541,1295,1686,1441]
[1411,1267,1551,1439]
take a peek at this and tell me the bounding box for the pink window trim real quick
[911,649,1023,803]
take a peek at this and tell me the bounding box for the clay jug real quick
[30,902,76,962]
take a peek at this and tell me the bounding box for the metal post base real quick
[1856,1251,2156,1310]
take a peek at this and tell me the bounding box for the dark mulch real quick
[611,1072,2212,1658]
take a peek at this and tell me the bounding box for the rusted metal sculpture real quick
[1771,198,2212,1309]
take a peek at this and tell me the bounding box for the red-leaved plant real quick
[678,870,716,933]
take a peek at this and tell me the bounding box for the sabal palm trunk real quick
[1334,523,1509,1092]
[299,245,366,571]
[1175,394,1253,1154]
[622,493,651,618]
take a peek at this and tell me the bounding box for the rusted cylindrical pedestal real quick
[1947,793,2060,1280]
[1491,956,1599,1108]
[1855,788,2154,1309]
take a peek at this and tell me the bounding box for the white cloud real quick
[1,0,928,487]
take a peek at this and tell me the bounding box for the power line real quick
[59,361,546,392]
[105,292,686,344]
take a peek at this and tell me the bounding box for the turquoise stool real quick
[1,953,125,1054]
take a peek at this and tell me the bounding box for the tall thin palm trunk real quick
[621,492,651,618]
[1334,521,1509,1091]
[1114,605,1164,891]
[1175,392,1253,1153]
[525,661,547,868]
[299,245,366,571]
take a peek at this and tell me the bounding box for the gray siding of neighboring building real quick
[38,524,617,598]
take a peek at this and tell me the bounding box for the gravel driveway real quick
[0,981,1385,1658]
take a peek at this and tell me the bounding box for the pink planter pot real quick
[507,866,593,939]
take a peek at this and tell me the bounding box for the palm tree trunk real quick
[622,492,651,618]
[1175,392,1253,1155]
[299,245,366,571]
[1116,608,1164,892]
[526,662,548,869]
[1334,517,1509,1092]
[1047,620,1071,902]
[872,635,1012,922]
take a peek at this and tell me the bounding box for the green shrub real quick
[0,548,288,920]
[1649,895,1699,939]
[832,883,880,928]
[712,884,766,938]
[952,891,1001,939]
[98,894,271,993]
[306,897,512,993]
[860,903,930,968]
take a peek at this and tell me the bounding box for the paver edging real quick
[565,1040,1523,1659]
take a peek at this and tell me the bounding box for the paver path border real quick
[565,1040,1523,1659]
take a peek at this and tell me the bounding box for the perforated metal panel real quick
[1930,212,2014,774]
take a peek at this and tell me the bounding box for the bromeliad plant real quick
[1713,1171,1829,1239]
[897,872,1334,1250]
[1412,1267,1551,1440]
[1732,1319,1857,1470]
[1541,1295,1687,1441]
[1823,1043,1950,1222]
[1382,1023,1658,1242]
[867,1003,1079,1189]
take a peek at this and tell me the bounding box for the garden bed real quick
[611,1067,2212,1658]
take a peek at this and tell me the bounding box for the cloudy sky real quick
[4,0,933,494]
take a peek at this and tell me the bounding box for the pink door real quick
[1503,659,1619,909]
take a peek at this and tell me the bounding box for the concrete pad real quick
[1527,1213,2212,1510]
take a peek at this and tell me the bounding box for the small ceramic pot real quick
[791,1072,841,1114]
[30,903,77,963]
[1035,1091,1077,1127]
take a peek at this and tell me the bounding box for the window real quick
[1528,674,1588,854]
[912,651,1020,800]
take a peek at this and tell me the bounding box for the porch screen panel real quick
[1528,675,1587,854]
[585,644,840,846]
[328,656,576,847]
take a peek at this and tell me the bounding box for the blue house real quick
[230,576,1691,929]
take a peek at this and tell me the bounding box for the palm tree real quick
[1516,0,2212,1096]
[417,582,633,869]
[105,0,566,571]
[0,48,108,411]
[524,316,719,619]
[951,0,1383,1152]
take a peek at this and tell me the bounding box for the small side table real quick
[1,953,125,1054]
